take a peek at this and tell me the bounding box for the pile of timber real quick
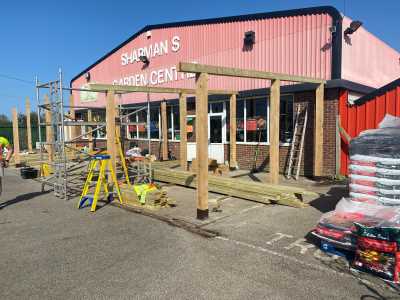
[119,183,175,208]
[152,168,318,208]
[145,189,170,206]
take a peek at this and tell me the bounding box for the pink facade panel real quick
[71,13,333,107]
[341,16,400,88]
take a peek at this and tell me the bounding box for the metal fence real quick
[0,126,45,151]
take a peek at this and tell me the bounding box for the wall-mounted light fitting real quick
[85,72,91,82]
[244,31,255,45]
[139,55,150,66]
[146,31,152,38]
[344,20,363,35]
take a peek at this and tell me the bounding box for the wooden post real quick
[335,114,341,176]
[195,73,209,220]
[179,93,187,170]
[269,79,280,185]
[161,100,168,161]
[229,94,237,169]
[11,108,21,165]
[69,94,77,157]
[106,90,117,179]
[87,109,93,152]
[25,97,33,153]
[314,83,324,177]
[44,95,54,162]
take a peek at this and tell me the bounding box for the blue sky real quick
[0,0,399,117]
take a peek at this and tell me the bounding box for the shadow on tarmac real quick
[0,190,50,210]
[309,186,348,213]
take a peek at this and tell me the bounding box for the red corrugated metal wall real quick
[339,84,400,175]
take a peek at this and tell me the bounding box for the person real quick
[0,136,13,196]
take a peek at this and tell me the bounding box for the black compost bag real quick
[350,128,400,159]
[354,222,400,244]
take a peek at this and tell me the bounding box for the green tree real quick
[0,114,11,126]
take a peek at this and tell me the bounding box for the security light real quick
[344,20,363,35]
[85,72,91,82]
[244,31,255,45]
[139,55,150,66]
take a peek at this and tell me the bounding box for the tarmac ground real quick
[1,169,399,299]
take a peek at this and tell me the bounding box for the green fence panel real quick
[0,126,46,151]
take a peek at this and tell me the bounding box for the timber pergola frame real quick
[177,62,326,220]
[88,83,238,172]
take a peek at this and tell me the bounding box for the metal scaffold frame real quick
[36,69,68,198]
[35,69,150,200]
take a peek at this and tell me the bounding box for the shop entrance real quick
[208,114,224,163]
[187,102,226,164]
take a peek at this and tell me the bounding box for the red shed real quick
[339,78,400,175]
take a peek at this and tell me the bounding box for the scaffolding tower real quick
[35,69,151,200]
[36,69,69,198]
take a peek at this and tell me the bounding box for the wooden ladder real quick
[286,104,308,180]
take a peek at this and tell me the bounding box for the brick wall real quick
[233,88,338,176]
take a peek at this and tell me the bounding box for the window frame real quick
[233,95,270,145]
[123,93,294,146]
[167,105,180,142]
[231,93,294,146]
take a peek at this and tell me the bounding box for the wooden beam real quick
[195,73,209,220]
[229,94,237,168]
[161,100,168,161]
[87,109,93,152]
[106,90,117,179]
[269,79,280,185]
[44,95,54,162]
[88,83,237,96]
[11,108,20,165]
[179,93,187,170]
[314,83,324,177]
[178,62,326,84]
[25,97,33,153]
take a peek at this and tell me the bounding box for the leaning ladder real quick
[286,104,308,180]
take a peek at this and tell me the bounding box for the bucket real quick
[20,167,39,179]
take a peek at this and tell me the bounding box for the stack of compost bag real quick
[349,115,400,206]
[313,115,400,282]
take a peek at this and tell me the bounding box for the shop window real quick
[172,106,180,140]
[236,100,245,142]
[246,98,268,142]
[127,110,138,139]
[187,101,196,115]
[94,110,106,139]
[80,110,107,139]
[167,106,173,139]
[138,110,148,139]
[150,107,160,139]
[226,101,230,142]
[280,95,294,143]
[167,105,180,140]
[208,102,223,113]
[187,116,196,142]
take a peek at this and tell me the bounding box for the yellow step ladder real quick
[78,154,123,212]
